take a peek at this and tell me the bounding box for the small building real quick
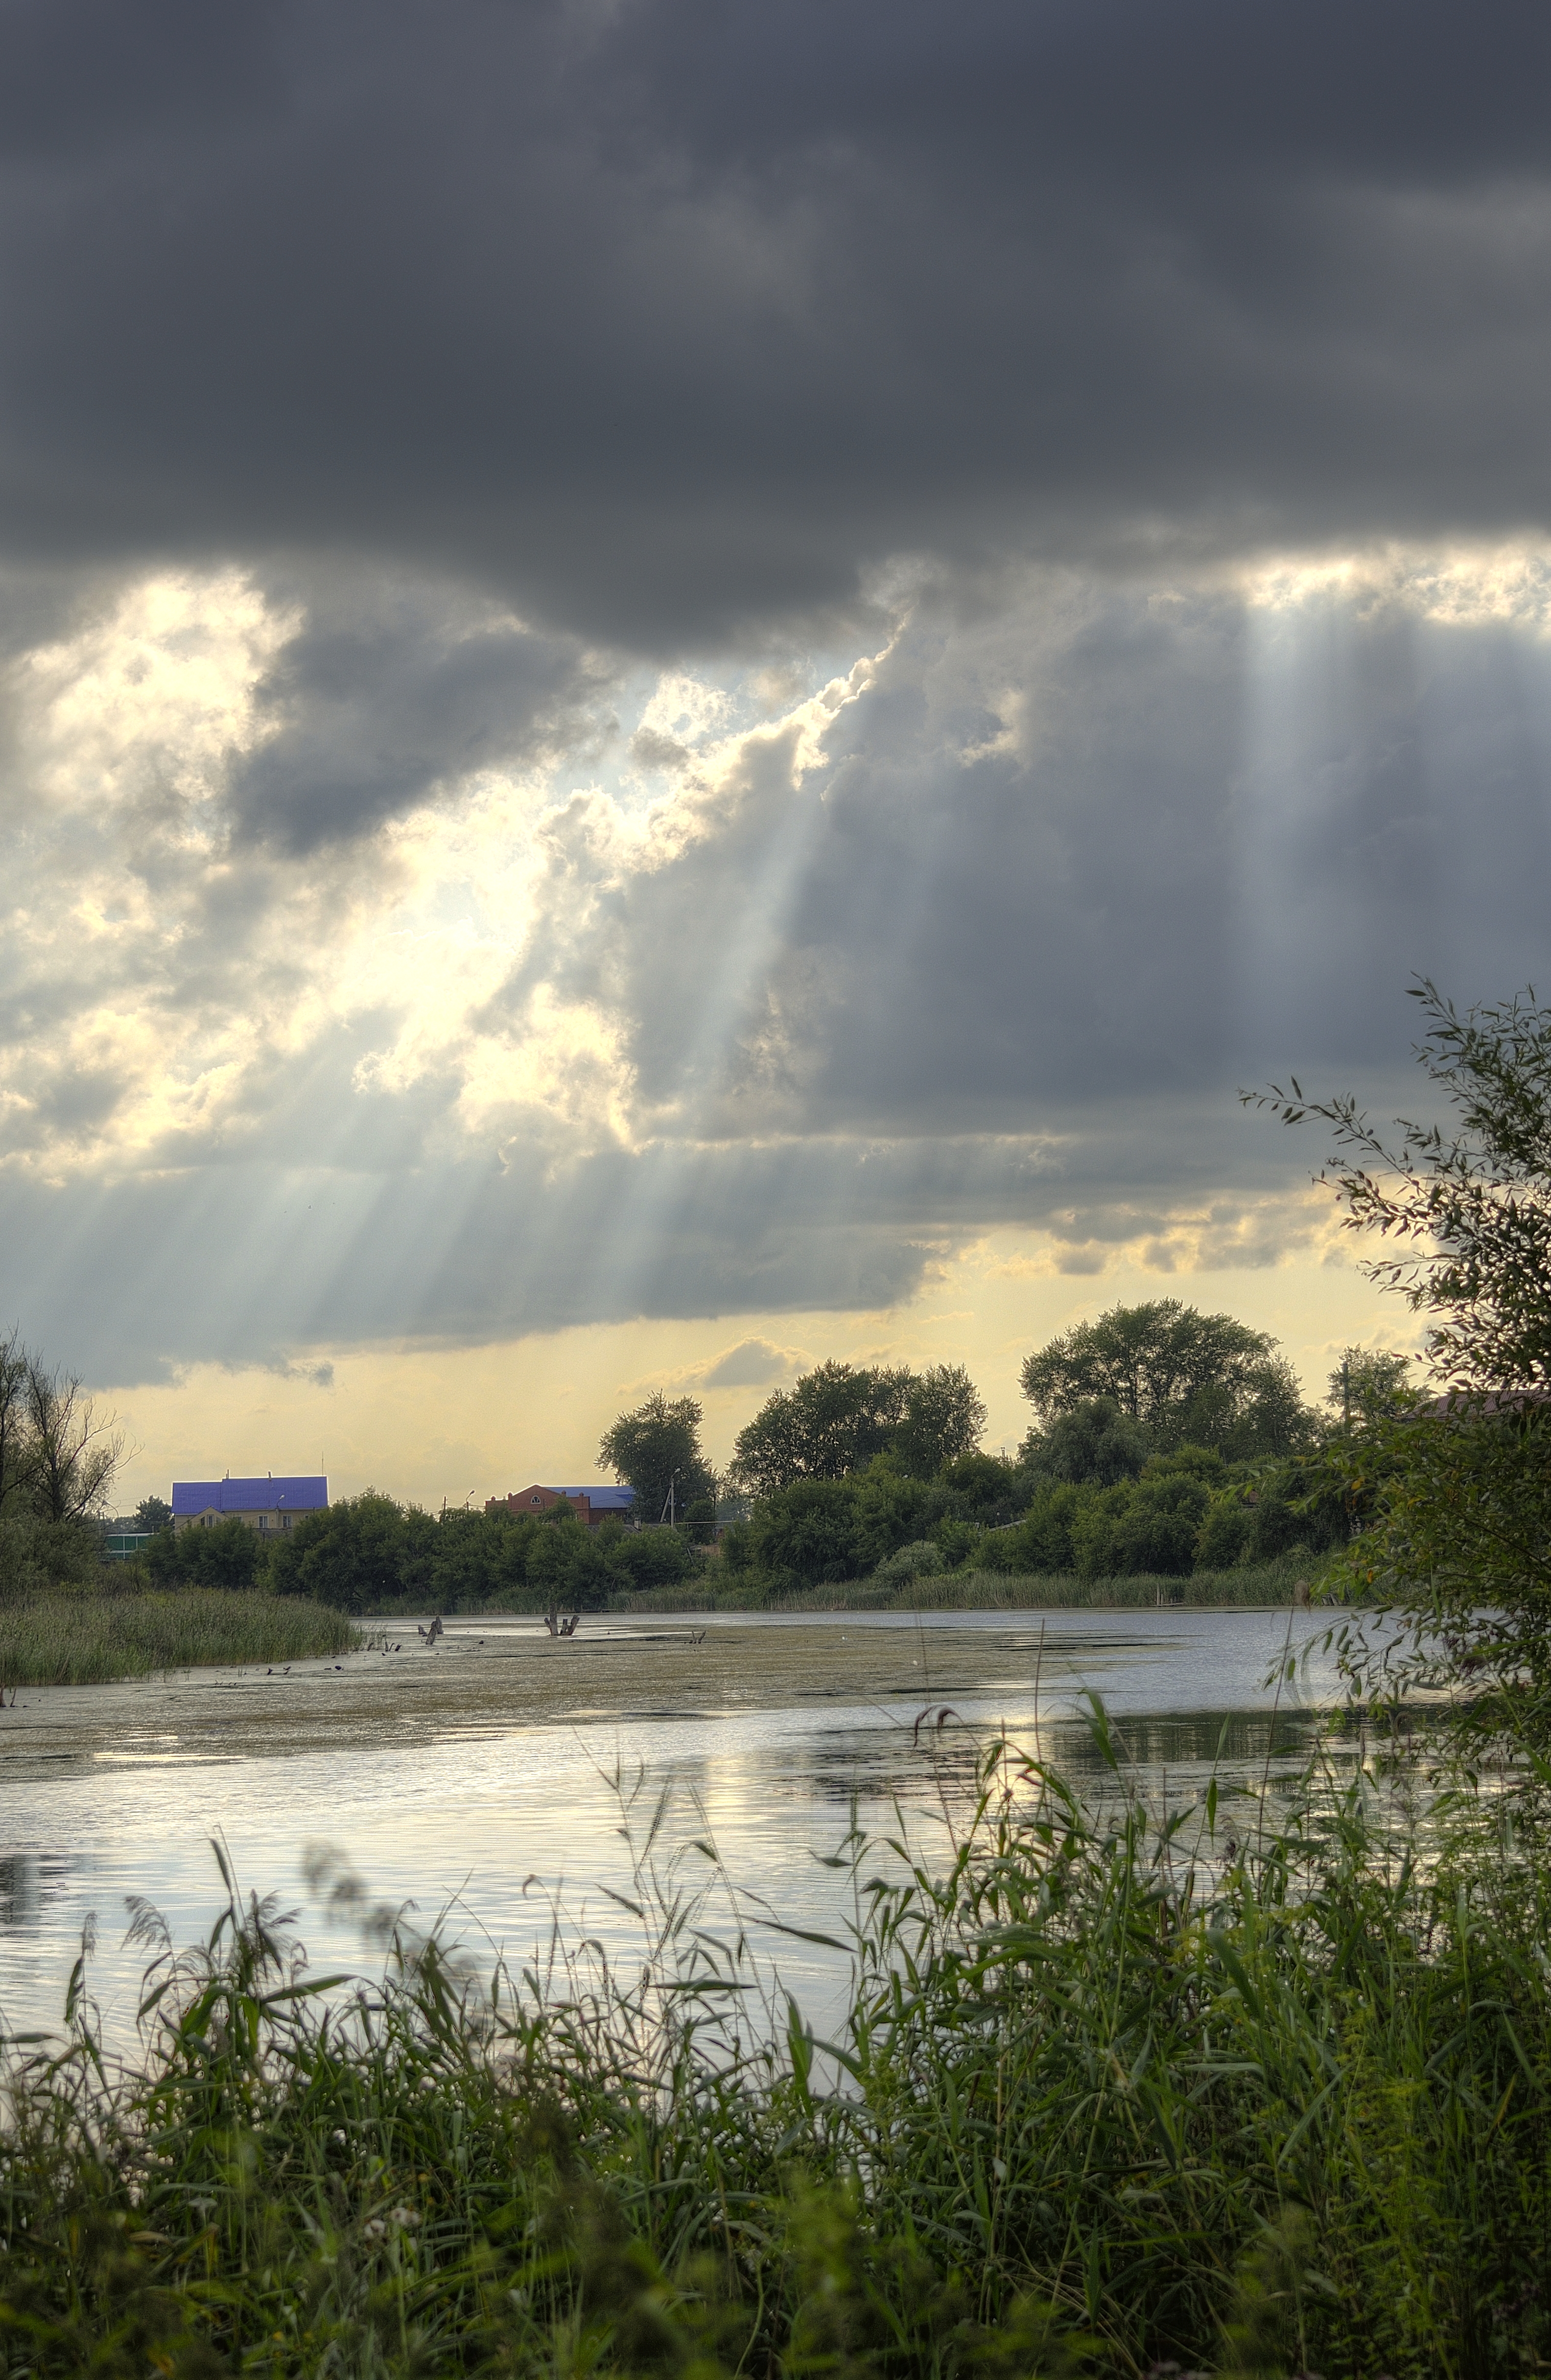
[102,1530,152,1563]
[486,1484,636,1528]
[172,1475,329,1539]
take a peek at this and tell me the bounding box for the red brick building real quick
[486,1484,636,1528]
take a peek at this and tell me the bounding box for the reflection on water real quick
[0,1609,1350,2046]
[0,1853,75,1934]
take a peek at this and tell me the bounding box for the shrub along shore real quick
[0,1587,357,1687]
[605,1553,1315,1615]
[1,1728,1545,2376]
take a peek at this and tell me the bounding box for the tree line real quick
[671,1309,1388,1590]
[131,1314,1397,1606]
[142,1491,711,1615]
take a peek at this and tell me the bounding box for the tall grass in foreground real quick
[613,1554,1314,1615]
[2,1725,1547,2377]
[0,1590,358,1686]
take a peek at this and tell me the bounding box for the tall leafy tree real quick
[1020,1301,1317,1458]
[730,1361,913,1496]
[1251,981,1551,1751]
[892,1365,988,1478]
[598,1392,713,1521]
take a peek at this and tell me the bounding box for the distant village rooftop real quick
[172,1476,329,1535]
[486,1484,635,1527]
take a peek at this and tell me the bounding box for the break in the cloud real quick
[2,545,1549,1385]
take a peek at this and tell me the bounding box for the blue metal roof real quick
[172,1476,329,1517]
[560,1484,635,1509]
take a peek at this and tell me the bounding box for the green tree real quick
[134,1494,173,1533]
[269,1491,410,1611]
[1000,1482,1097,1574]
[1020,1301,1318,1459]
[937,1451,1025,1525]
[1325,1345,1417,1430]
[599,1393,713,1522]
[1250,980,1551,1747]
[1023,1395,1151,1487]
[146,1515,261,1590]
[891,1365,987,1477]
[748,1476,864,1584]
[730,1361,912,1495]
[606,1523,694,1589]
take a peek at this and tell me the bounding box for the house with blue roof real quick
[172,1475,329,1541]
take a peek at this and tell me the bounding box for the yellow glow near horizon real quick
[105,1223,1413,1515]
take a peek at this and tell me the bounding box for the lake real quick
[0,1607,1350,2050]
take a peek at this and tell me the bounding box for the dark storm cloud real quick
[0,0,1548,640]
[230,575,606,849]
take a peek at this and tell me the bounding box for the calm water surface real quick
[0,1608,1346,2046]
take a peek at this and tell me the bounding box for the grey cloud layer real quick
[0,1,1548,638]
[6,560,1546,1381]
[514,573,1551,1144]
[229,575,607,851]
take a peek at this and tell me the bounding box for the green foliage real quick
[890,1364,988,1479]
[682,1496,716,1545]
[1195,1486,1257,1569]
[5,1750,1551,2375]
[144,1513,263,1590]
[1253,980,1551,1746]
[1020,1302,1319,1461]
[599,1392,714,1520]
[998,1482,1092,1575]
[264,1490,701,1614]
[605,1522,696,1589]
[749,1475,866,1583]
[268,1490,416,1612]
[133,1494,173,1533]
[731,1361,987,1496]
[717,1519,754,1574]
[0,1514,102,1602]
[732,1360,914,1495]
[936,1451,1027,1525]
[873,1539,944,1582]
[1325,1343,1416,1426]
[1022,1395,1150,1486]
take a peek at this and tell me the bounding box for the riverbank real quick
[0,1588,358,1686]
[0,1738,1539,2376]
[610,1551,1316,1614]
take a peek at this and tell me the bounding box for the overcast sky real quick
[2,0,1549,1499]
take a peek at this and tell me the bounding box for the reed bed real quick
[0,1589,358,1687]
[613,1556,1311,1615]
[1,1725,1545,2376]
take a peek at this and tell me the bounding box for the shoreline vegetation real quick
[0,1562,1316,1689]
[597,1552,1316,1615]
[0,1587,357,1688]
[9,990,1551,2365]
[1,1733,1545,2375]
